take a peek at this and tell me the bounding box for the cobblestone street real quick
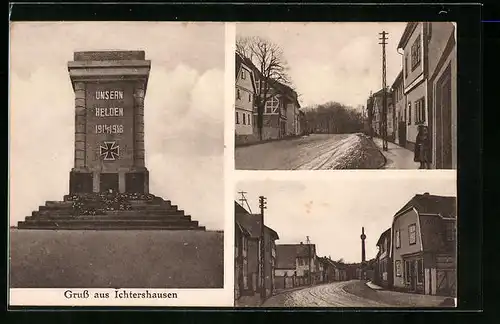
[258,280,451,308]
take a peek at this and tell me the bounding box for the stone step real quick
[63,195,166,203]
[39,205,73,211]
[20,219,199,227]
[129,200,171,205]
[33,209,184,217]
[39,205,178,212]
[17,222,206,231]
[45,201,73,207]
[26,214,192,221]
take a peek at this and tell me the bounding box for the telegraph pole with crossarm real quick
[379,31,389,151]
[259,195,267,300]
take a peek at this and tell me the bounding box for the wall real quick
[392,208,422,288]
[263,231,276,297]
[85,82,135,173]
[235,65,255,136]
[406,81,427,144]
[427,23,456,78]
[261,115,281,140]
[235,108,254,135]
[286,102,299,136]
[428,26,457,169]
[403,22,424,88]
[393,81,406,145]
[275,269,296,277]
[247,239,259,292]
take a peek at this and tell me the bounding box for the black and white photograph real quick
[234,22,457,170]
[234,173,457,307]
[9,22,227,306]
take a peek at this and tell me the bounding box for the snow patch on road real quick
[295,133,385,170]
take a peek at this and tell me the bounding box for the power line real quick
[237,191,252,214]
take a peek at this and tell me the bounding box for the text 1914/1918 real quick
[95,124,124,134]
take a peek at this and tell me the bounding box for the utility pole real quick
[237,191,252,214]
[258,195,267,300]
[361,227,367,280]
[307,236,312,286]
[379,31,389,151]
[367,91,373,139]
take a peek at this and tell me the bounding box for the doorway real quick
[100,173,119,193]
[435,64,453,169]
[398,121,407,147]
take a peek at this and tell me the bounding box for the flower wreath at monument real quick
[67,190,157,216]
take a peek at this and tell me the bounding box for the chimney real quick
[423,192,430,195]
[300,242,303,245]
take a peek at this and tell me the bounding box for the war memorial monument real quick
[17,51,206,230]
[10,51,223,288]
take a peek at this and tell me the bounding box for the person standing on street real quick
[414,125,431,169]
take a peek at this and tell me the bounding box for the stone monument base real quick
[17,192,205,230]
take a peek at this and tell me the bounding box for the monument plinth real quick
[17,51,205,231]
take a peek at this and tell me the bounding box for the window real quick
[241,70,246,80]
[248,93,251,102]
[411,35,422,71]
[417,259,424,284]
[407,102,412,125]
[405,55,408,77]
[415,97,426,124]
[409,224,417,245]
[237,89,241,100]
[428,22,433,40]
[395,229,401,248]
[395,260,402,277]
[265,96,280,114]
[242,113,246,125]
[248,114,251,126]
[446,222,456,241]
[235,112,239,124]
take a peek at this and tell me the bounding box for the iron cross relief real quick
[99,141,120,161]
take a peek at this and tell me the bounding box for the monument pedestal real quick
[70,168,149,194]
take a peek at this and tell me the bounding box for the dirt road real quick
[235,134,384,170]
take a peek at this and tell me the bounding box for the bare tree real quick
[236,36,293,140]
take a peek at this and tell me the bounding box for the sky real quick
[9,22,225,230]
[237,22,407,109]
[235,172,457,263]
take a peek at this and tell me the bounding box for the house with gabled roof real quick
[390,193,457,296]
[234,201,279,299]
[374,228,393,289]
[236,53,301,141]
[274,242,318,289]
[235,53,257,137]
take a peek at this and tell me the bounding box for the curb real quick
[366,137,388,169]
[235,135,303,148]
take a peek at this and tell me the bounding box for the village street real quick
[235,133,387,170]
[261,280,450,308]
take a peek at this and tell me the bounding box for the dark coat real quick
[414,132,431,162]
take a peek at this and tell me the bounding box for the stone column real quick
[74,82,86,169]
[92,171,100,193]
[118,171,126,193]
[134,85,146,168]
